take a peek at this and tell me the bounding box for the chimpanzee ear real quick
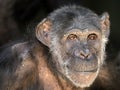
[36,18,52,47]
[100,12,110,38]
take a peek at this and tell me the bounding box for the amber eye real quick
[67,34,78,40]
[88,34,97,40]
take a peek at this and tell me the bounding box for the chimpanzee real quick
[0,5,119,90]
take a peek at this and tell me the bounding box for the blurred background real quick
[0,0,120,60]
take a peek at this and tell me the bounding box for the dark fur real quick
[0,5,119,90]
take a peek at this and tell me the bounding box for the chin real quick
[65,68,99,88]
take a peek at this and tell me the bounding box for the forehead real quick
[52,18,101,37]
[49,6,101,36]
[52,17,101,35]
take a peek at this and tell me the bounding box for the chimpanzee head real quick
[36,6,110,88]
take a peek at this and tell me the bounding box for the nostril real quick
[86,54,91,59]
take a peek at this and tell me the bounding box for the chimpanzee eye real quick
[67,34,78,40]
[87,33,97,40]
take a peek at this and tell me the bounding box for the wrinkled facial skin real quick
[63,29,102,87]
[50,29,104,88]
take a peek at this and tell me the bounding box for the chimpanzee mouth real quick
[66,65,98,73]
[73,68,98,73]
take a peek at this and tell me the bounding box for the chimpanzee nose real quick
[79,51,90,59]
[74,49,91,59]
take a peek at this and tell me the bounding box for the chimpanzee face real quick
[49,28,102,87]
